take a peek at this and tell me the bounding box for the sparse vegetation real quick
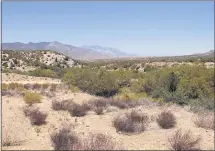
[156,111,176,129]
[50,84,57,91]
[168,129,201,151]
[42,83,49,90]
[113,110,149,134]
[75,133,123,150]
[2,124,23,147]
[23,91,42,105]
[52,99,74,111]
[69,103,89,117]
[51,125,78,150]
[193,112,214,130]
[27,107,47,125]
[51,125,123,150]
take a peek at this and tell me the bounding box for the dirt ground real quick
[2,73,62,84]
[2,73,214,150]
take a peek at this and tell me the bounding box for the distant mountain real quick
[81,45,129,57]
[191,50,214,56]
[2,42,133,60]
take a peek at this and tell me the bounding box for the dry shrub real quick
[26,107,47,125]
[69,103,89,117]
[52,99,74,111]
[51,126,123,150]
[2,124,23,147]
[24,84,32,90]
[109,99,128,109]
[42,83,49,90]
[156,111,176,129]
[94,106,104,115]
[74,133,123,150]
[168,129,201,151]
[89,98,109,108]
[113,110,149,133]
[23,91,42,105]
[193,112,214,130]
[51,125,79,150]
[22,105,35,116]
[32,83,42,90]
[50,84,57,91]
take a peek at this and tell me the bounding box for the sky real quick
[2,1,214,56]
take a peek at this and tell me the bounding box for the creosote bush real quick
[51,125,123,150]
[28,107,47,125]
[168,129,201,151]
[2,124,23,147]
[94,106,104,115]
[69,103,90,117]
[193,112,214,130]
[50,84,57,91]
[113,110,149,134]
[42,83,49,90]
[156,111,176,129]
[51,125,79,150]
[52,99,74,111]
[23,91,42,105]
[75,133,123,150]
[32,83,42,90]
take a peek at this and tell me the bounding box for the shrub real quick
[42,83,49,90]
[2,124,22,147]
[69,103,89,117]
[8,82,18,90]
[51,125,79,150]
[88,98,109,109]
[113,110,149,133]
[28,107,47,125]
[50,84,57,91]
[156,111,176,129]
[32,83,42,90]
[22,105,35,116]
[52,100,74,111]
[76,133,123,150]
[24,84,32,89]
[109,99,128,109]
[193,112,214,130]
[23,91,42,105]
[94,106,104,115]
[2,83,8,91]
[28,69,56,78]
[168,129,201,151]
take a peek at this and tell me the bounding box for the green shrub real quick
[28,69,56,78]
[2,83,8,91]
[23,91,42,105]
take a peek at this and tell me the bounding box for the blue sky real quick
[2,1,214,56]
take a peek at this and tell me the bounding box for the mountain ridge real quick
[2,42,132,60]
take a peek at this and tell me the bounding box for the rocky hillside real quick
[2,50,79,72]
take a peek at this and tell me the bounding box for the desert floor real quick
[2,73,214,150]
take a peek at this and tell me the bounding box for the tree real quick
[167,72,179,93]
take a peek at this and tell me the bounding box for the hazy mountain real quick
[81,45,129,57]
[2,42,133,60]
[191,50,214,56]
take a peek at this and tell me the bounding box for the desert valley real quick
[1,49,214,150]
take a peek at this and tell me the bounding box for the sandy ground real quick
[2,73,214,150]
[2,73,62,84]
[2,92,214,150]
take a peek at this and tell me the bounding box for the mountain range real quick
[2,42,134,60]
